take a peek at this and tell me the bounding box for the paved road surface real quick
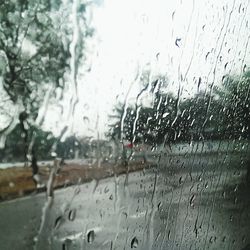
[0,152,249,250]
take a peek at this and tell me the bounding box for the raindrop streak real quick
[131,237,139,248]
[87,230,95,244]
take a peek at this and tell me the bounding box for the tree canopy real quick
[108,70,250,145]
[0,0,92,162]
[0,0,91,115]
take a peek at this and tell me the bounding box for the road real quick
[0,152,250,250]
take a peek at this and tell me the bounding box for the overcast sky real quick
[61,0,249,139]
[2,0,248,140]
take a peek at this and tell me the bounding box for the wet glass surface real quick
[0,0,250,249]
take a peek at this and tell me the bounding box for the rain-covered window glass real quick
[0,0,250,249]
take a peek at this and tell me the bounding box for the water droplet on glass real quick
[131,236,138,248]
[83,103,89,110]
[104,186,109,193]
[242,235,246,243]
[205,52,210,60]
[162,112,170,118]
[83,116,89,124]
[179,176,183,185]
[87,230,95,244]
[62,239,72,250]
[51,151,57,157]
[122,212,128,218]
[175,38,181,47]
[157,201,162,210]
[9,182,15,188]
[224,62,228,70]
[168,230,171,240]
[230,215,233,222]
[243,64,247,73]
[74,186,81,195]
[68,209,76,221]
[172,11,175,20]
[190,194,195,207]
[54,215,63,229]
[62,242,66,250]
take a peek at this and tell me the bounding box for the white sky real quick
[33,0,250,139]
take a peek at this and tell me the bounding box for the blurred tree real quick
[0,125,56,162]
[107,76,178,146]
[219,70,250,139]
[0,0,92,173]
[108,71,250,147]
[0,0,92,108]
[177,90,225,141]
[219,70,250,184]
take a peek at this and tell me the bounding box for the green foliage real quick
[0,0,91,118]
[219,71,250,139]
[0,124,56,162]
[1,1,64,106]
[108,71,250,145]
[0,125,92,162]
[0,0,93,162]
